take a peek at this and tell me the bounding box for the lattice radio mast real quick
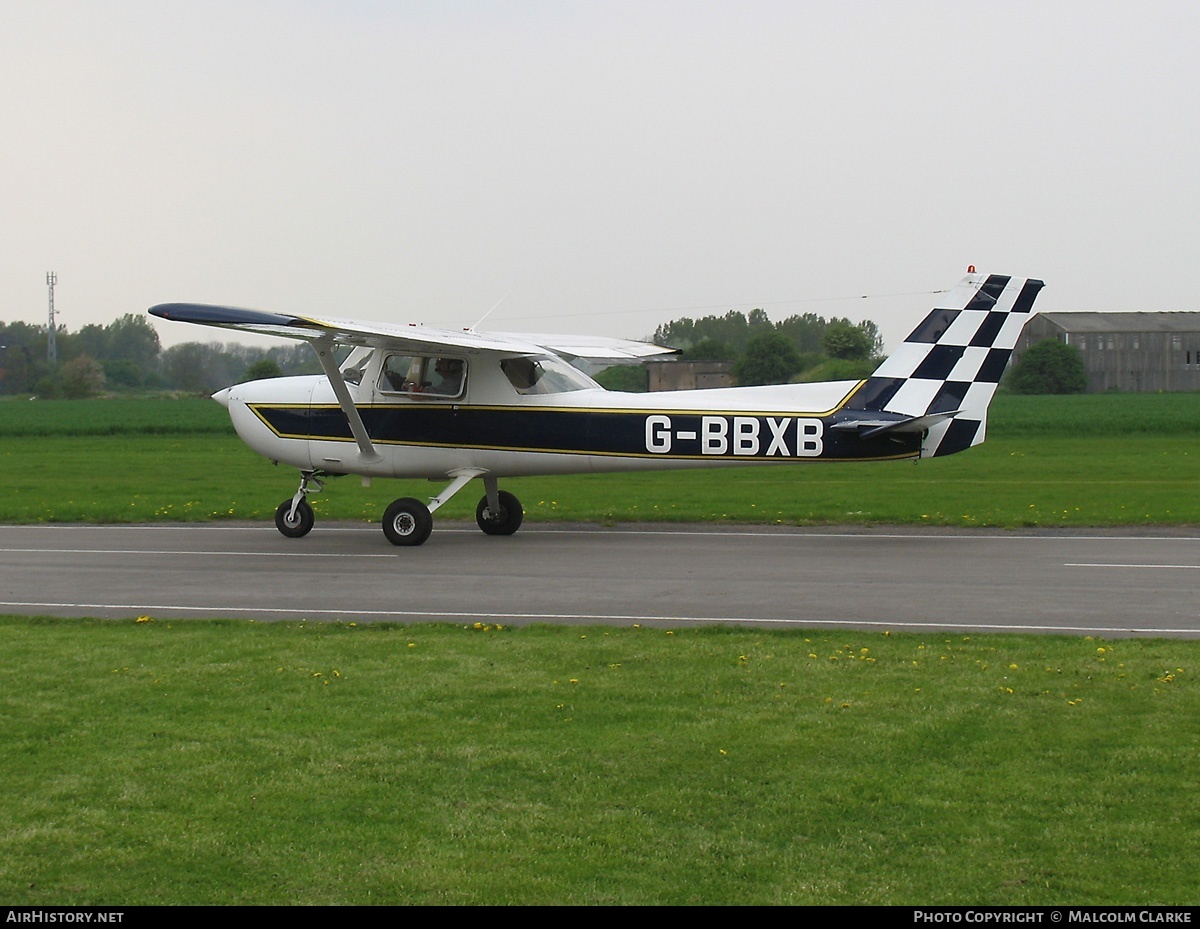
[46,271,57,366]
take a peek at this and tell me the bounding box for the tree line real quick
[0,315,322,397]
[598,309,883,389]
[1,308,889,397]
[0,311,1089,397]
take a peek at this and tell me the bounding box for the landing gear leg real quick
[275,470,323,539]
[476,475,523,536]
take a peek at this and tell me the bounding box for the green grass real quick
[2,618,1197,905]
[988,392,1200,437]
[0,396,230,436]
[2,432,1196,527]
[1,393,1197,526]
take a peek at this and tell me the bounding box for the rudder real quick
[844,273,1044,457]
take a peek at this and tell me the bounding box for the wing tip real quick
[147,303,321,330]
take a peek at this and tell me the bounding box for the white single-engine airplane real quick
[149,270,1042,546]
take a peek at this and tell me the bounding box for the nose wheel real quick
[275,499,315,538]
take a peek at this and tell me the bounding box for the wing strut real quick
[313,339,381,462]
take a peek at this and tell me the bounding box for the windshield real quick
[340,347,374,386]
[501,355,599,395]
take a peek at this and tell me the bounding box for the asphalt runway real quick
[2,522,1199,637]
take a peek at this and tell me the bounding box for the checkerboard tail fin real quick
[844,273,1044,458]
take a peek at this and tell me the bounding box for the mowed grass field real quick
[1,393,1198,904]
[1,392,1199,526]
[3,619,1198,905]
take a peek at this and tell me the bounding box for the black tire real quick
[382,497,433,546]
[476,491,523,536]
[275,499,315,538]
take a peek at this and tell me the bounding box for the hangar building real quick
[1014,312,1200,392]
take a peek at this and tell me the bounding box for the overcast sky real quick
[2,0,1197,351]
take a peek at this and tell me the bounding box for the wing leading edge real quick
[147,303,677,361]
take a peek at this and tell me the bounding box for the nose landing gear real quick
[274,470,324,538]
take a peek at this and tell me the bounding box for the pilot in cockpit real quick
[430,357,464,396]
[380,354,465,398]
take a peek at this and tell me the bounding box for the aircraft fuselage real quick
[219,373,920,481]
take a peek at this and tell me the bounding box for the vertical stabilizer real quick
[845,273,1044,457]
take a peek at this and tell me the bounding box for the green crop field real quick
[0,395,232,436]
[1,393,1197,526]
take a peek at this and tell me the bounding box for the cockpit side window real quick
[379,354,420,392]
[501,355,598,395]
[378,354,466,399]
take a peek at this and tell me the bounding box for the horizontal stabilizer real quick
[857,411,961,440]
[831,410,961,441]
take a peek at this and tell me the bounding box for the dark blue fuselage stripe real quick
[251,405,922,461]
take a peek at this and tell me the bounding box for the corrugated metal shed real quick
[1015,312,1200,392]
[1035,312,1200,333]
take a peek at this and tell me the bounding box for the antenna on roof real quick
[468,283,521,333]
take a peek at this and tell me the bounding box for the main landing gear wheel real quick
[275,499,315,538]
[476,490,523,536]
[383,497,433,546]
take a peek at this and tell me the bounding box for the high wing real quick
[147,303,677,362]
[148,301,676,465]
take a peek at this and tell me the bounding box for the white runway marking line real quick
[541,530,1200,543]
[0,548,393,559]
[1065,562,1200,570]
[0,600,1195,636]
